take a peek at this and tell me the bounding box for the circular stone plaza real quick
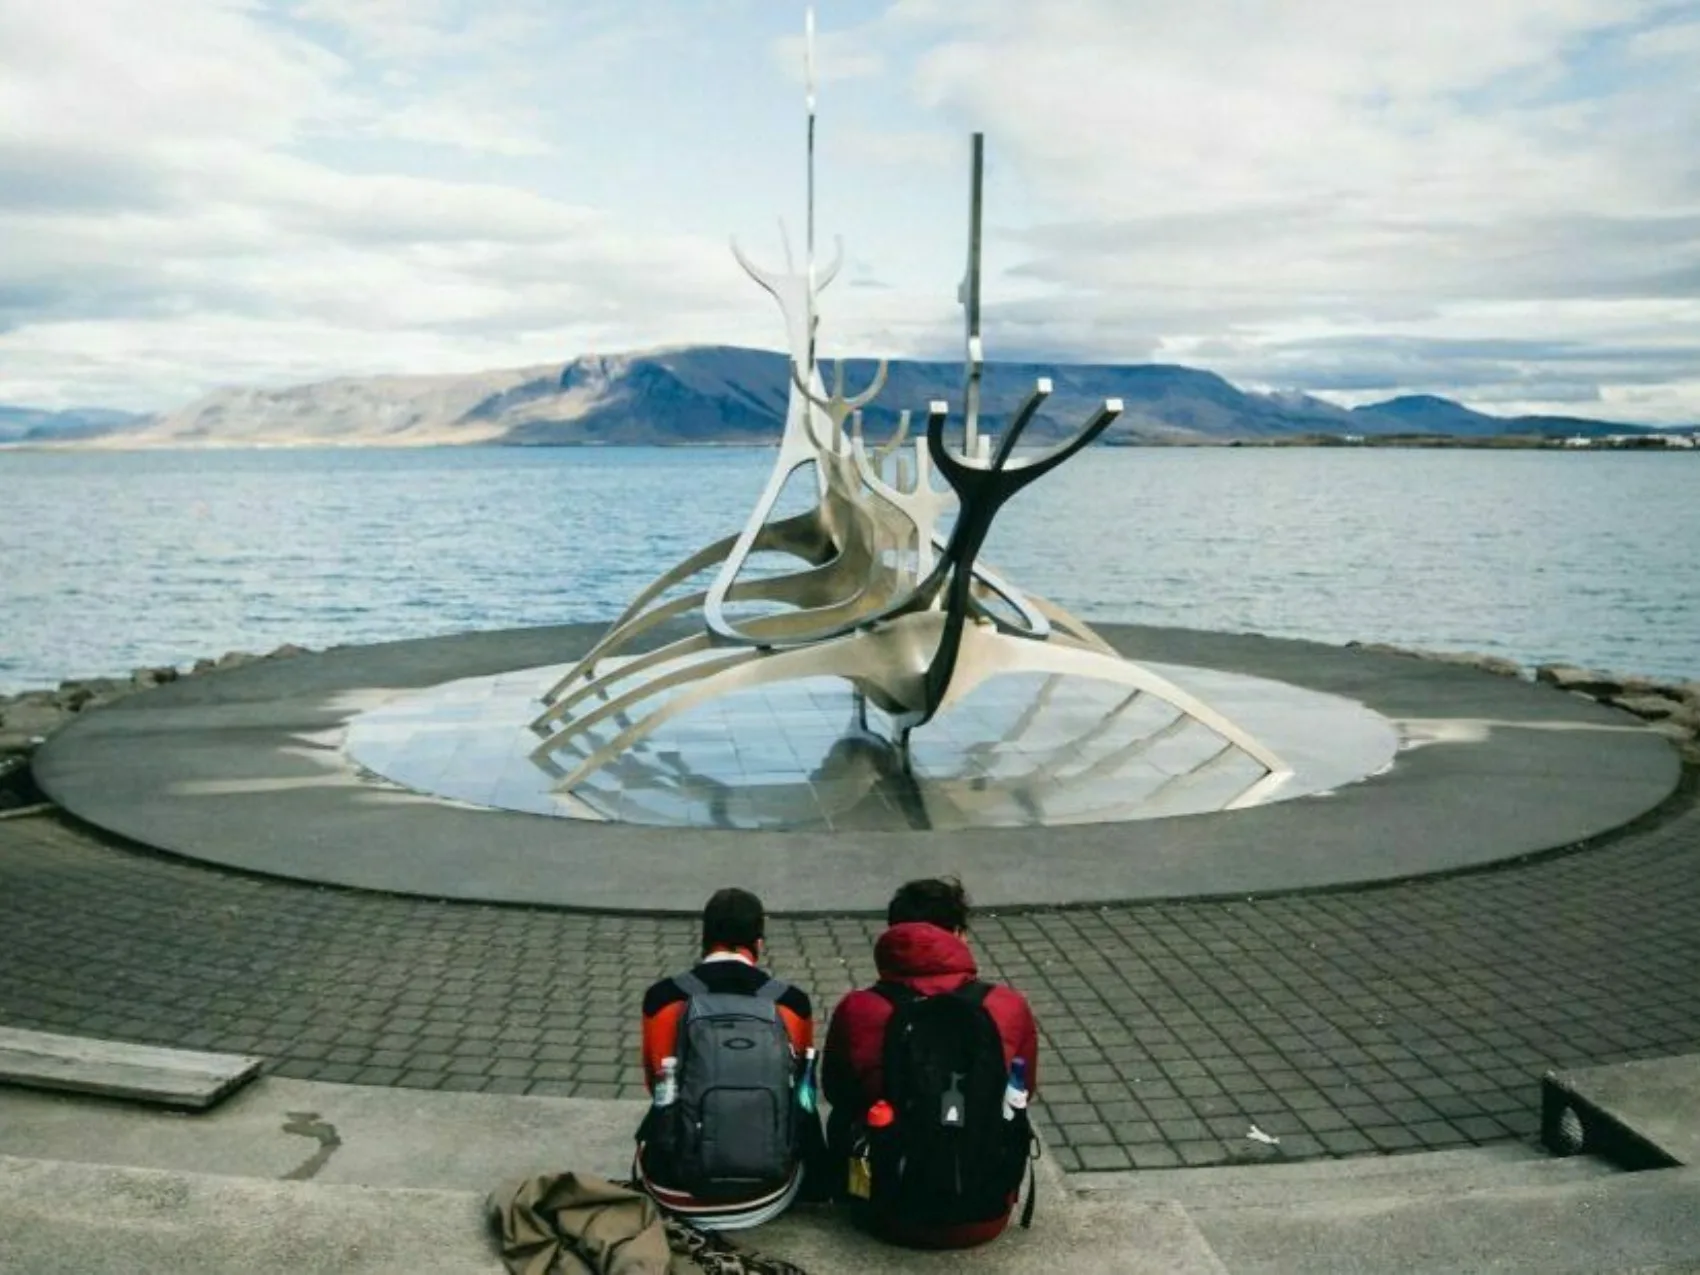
[5,618,1697,1192]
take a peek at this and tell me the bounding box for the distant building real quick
[1572,433,1698,450]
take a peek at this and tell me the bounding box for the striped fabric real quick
[633,1147,804,1232]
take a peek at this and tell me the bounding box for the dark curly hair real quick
[887,876,971,933]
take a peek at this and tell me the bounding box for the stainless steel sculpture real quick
[529,11,1291,807]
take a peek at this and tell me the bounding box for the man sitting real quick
[823,876,1040,1249]
[636,887,816,1229]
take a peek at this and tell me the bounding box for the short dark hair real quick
[887,877,970,932]
[702,887,765,953]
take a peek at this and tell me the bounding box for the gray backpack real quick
[655,973,799,1198]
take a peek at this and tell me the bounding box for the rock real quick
[2,703,66,736]
[57,676,125,696]
[1648,719,1700,751]
[190,652,256,675]
[1535,664,1624,697]
[1615,676,1664,697]
[1611,694,1686,722]
[0,730,40,755]
[1345,642,1522,676]
[132,665,179,687]
[54,677,129,711]
[266,643,309,660]
[1346,641,1412,657]
[1675,682,1700,710]
[1422,650,1523,678]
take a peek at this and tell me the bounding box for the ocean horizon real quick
[2,445,1696,694]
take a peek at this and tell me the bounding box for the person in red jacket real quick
[822,876,1039,1249]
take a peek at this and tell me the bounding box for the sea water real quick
[1,446,1695,692]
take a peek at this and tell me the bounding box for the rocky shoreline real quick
[1345,641,1700,763]
[3,638,1697,813]
[0,644,310,812]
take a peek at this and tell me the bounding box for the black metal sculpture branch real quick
[916,382,1124,725]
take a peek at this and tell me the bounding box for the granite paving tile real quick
[1,768,1697,1170]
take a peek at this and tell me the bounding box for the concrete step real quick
[1189,1162,1700,1275]
[4,1078,1694,1274]
[0,1075,643,1189]
[1544,1054,1700,1169]
[1071,1142,1623,1208]
[4,1147,1695,1275]
[0,1153,496,1275]
[0,1153,1227,1275]
[0,1079,1226,1273]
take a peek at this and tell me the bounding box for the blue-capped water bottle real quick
[1001,1056,1029,1121]
[796,1046,818,1114]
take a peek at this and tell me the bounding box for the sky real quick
[1,0,1697,422]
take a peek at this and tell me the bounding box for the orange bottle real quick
[848,1100,895,1199]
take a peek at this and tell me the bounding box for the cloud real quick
[0,0,772,409]
[770,22,888,87]
[835,126,956,170]
[1,0,1696,423]
[885,0,1700,420]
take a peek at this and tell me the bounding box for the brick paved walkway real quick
[3,776,1698,1173]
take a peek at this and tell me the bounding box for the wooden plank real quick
[0,1027,262,1109]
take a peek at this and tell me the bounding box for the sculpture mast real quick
[804,6,819,391]
[962,133,985,457]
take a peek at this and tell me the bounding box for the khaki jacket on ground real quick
[488,1172,694,1275]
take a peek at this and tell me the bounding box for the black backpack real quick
[863,981,1036,1228]
[646,973,800,1200]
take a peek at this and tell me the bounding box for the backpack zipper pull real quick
[940,1070,966,1127]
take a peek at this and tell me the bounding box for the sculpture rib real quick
[548,626,930,791]
[535,536,898,732]
[540,512,838,704]
[925,621,1291,781]
[542,632,717,722]
[531,127,1296,821]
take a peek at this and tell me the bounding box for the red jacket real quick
[824,922,1040,1109]
[822,922,1040,1249]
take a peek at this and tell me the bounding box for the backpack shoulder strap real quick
[754,977,787,1003]
[673,971,710,1000]
[871,981,920,1008]
[950,980,994,1008]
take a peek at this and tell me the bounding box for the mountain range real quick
[0,405,148,444]
[3,346,1686,448]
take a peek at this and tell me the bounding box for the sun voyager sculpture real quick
[527,11,1291,814]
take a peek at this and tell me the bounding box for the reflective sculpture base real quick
[34,622,1679,911]
[346,659,1398,831]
